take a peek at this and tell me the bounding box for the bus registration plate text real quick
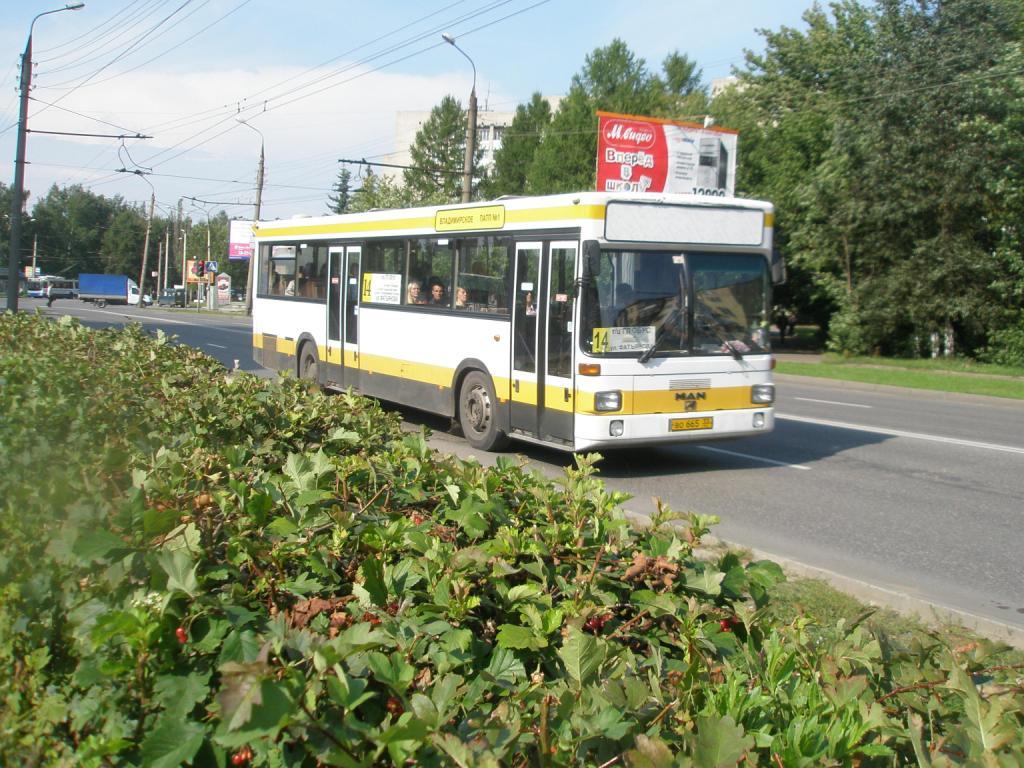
[669,417,713,432]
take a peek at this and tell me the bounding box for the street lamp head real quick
[441,32,455,45]
[66,2,85,10]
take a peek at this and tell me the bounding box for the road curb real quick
[713,533,1024,649]
[622,510,1024,648]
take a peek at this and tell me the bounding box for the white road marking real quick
[777,414,1024,456]
[794,396,872,409]
[206,343,227,349]
[55,306,195,325]
[697,445,812,470]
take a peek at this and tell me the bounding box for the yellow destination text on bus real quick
[434,205,506,232]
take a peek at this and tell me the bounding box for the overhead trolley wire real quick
[35,0,175,68]
[137,0,547,171]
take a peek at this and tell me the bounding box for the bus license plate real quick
[670,417,714,432]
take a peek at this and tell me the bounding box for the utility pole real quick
[238,119,264,316]
[138,191,155,303]
[163,228,170,292]
[6,3,86,312]
[442,33,477,203]
[32,235,38,277]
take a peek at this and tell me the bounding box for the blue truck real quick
[78,274,149,308]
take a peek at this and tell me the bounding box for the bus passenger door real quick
[342,247,361,388]
[510,243,541,436]
[540,242,576,445]
[326,246,344,386]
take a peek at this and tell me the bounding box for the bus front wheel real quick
[458,371,509,451]
[298,342,319,383]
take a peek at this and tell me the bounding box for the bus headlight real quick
[594,391,622,412]
[610,420,624,437]
[751,384,775,404]
[753,412,766,429]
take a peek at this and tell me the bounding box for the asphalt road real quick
[25,299,1024,642]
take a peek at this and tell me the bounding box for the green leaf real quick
[685,568,725,597]
[281,571,324,596]
[154,671,211,720]
[444,496,491,539]
[630,589,678,617]
[326,669,374,710]
[692,715,754,768]
[496,623,546,650]
[507,583,544,603]
[265,516,298,537]
[361,555,388,606]
[139,717,205,768]
[328,428,360,443]
[72,529,126,563]
[558,627,606,688]
[624,734,674,768]
[156,547,199,597]
[367,651,416,693]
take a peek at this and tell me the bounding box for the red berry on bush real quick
[719,619,733,632]
[175,626,188,644]
[386,696,404,715]
[231,745,252,765]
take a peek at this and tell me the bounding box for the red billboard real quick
[596,111,738,197]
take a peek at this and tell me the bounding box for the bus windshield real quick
[580,250,770,358]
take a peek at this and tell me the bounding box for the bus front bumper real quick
[572,408,775,451]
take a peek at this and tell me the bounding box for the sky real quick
[0,1,814,223]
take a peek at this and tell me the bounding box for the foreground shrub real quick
[1,313,1021,766]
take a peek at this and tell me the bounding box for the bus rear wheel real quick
[298,342,319,383]
[458,371,509,451]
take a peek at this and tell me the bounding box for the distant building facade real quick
[380,96,561,184]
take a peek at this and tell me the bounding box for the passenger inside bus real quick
[455,286,468,308]
[427,278,448,307]
[406,279,425,305]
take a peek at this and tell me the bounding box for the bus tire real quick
[458,371,509,451]
[298,342,320,383]
[96,299,107,308]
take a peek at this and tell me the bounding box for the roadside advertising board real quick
[596,111,738,197]
[228,219,255,261]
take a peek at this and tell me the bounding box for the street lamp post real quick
[442,33,477,204]
[237,119,265,316]
[6,2,85,312]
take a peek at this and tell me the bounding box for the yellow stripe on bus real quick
[575,386,756,415]
[252,336,756,417]
[255,204,607,239]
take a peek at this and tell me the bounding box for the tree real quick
[327,167,353,214]
[100,209,146,275]
[30,185,121,276]
[527,39,673,194]
[403,95,476,204]
[480,92,551,198]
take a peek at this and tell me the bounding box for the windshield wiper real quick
[638,344,658,364]
[696,307,744,359]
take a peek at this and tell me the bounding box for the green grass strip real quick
[775,360,1024,400]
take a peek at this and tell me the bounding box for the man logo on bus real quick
[675,391,706,412]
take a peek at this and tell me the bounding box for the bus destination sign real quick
[434,205,506,232]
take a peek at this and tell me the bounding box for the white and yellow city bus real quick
[252,191,778,452]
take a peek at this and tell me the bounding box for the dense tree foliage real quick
[9,183,233,292]
[717,0,1023,359]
